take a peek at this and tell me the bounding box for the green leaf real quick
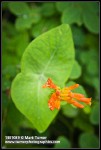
[2,65,20,80]
[58,2,99,33]
[8,3,41,30]
[2,20,29,68]
[62,104,78,118]
[61,6,82,26]
[31,17,60,38]
[60,2,83,25]
[2,54,19,68]
[15,9,41,30]
[41,2,56,17]
[8,2,30,16]
[15,32,29,57]
[79,51,89,65]
[56,2,73,12]
[84,76,99,97]
[11,24,75,133]
[15,16,33,30]
[69,60,81,79]
[83,12,99,34]
[90,102,99,125]
[4,31,29,56]
[83,3,99,34]
[79,49,99,77]
[54,136,71,148]
[30,9,41,24]
[82,2,99,13]
[74,116,94,133]
[79,49,99,67]
[79,133,99,148]
[86,59,99,76]
[83,105,91,114]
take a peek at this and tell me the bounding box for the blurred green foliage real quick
[2,2,99,148]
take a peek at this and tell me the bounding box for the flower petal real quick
[48,93,60,110]
[42,78,58,90]
[79,98,92,105]
[69,99,84,108]
[65,84,79,91]
[70,93,85,100]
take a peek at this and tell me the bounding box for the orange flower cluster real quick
[42,78,91,111]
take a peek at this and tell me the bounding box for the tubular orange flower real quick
[42,78,92,111]
[48,93,60,110]
[42,78,59,90]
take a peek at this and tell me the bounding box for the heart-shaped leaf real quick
[11,24,75,133]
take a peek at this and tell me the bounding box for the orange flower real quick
[48,93,60,110]
[42,78,59,90]
[42,78,92,111]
